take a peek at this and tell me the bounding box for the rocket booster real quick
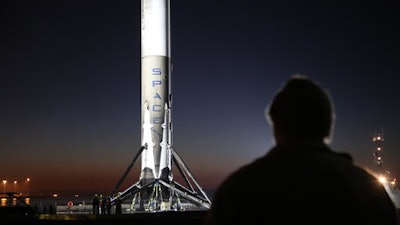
[140,0,172,182]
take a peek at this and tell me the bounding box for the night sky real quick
[1,0,399,196]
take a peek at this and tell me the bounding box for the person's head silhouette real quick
[266,75,335,144]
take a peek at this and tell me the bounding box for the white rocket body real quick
[111,0,211,210]
[140,0,172,183]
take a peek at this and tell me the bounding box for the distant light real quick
[53,194,58,198]
[390,178,396,186]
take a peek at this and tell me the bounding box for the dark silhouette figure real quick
[92,194,100,215]
[106,195,112,214]
[115,196,122,215]
[100,194,106,215]
[203,75,399,225]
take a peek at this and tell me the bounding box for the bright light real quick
[378,176,387,184]
[390,178,396,186]
[26,178,30,195]
[2,180,7,192]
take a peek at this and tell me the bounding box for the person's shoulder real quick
[305,144,354,164]
[331,151,353,162]
[210,156,269,214]
[215,156,267,191]
[326,150,386,188]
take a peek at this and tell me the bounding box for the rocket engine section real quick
[140,0,172,185]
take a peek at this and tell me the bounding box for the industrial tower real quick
[372,130,385,175]
[372,129,395,186]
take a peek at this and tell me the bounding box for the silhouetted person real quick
[203,75,399,225]
[115,196,122,215]
[100,194,106,214]
[106,195,112,214]
[92,194,100,215]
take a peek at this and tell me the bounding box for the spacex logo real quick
[151,67,164,124]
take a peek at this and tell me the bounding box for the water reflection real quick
[1,198,7,206]
[0,196,30,207]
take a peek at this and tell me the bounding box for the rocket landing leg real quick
[110,144,211,212]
